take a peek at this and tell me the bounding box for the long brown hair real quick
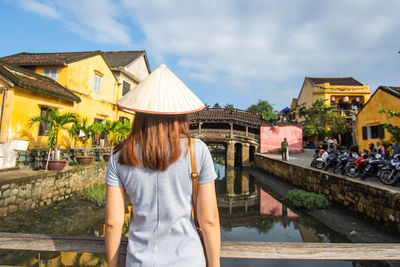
[113,113,189,171]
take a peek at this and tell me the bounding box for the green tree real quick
[67,120,81,147]
[380,109,400,142]
[74,118,96,156]
[103,119,132,146]
[29,108,78,168]
[300,98,346,138]
[247,99,279,121]
[116,119,131,142]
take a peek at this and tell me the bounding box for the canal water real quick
[0,156,389,266]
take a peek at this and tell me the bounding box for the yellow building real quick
[102,50,151,121]
[0,60,80,148]
[355,86,400,151]
[291,77,372,145]
[0,50,150,149]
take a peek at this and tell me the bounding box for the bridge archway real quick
[189,108,268,169]
[249,145,256,163]
[234,143,242,167]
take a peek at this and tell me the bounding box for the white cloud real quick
[56,0,131,45]
[15,0,132,45]
[17,0,59,19]
[12,0,400,108]
[119,0,400,107]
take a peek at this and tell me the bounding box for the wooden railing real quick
[1,232,399,265]
[189,129,259,141]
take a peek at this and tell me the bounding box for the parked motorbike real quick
[333,152,358,175]
[360,153,387,181]
[310,149,321,168]
[379,154,400,185]
[314,149,329,169]
[344,152,368,178]
[324,151,342,171]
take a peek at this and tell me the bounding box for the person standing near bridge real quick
[105,65,220,267]
[281,137,289,161]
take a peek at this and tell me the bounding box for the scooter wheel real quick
[380,170,399,186]
[345,165,360,178]
[315,161,325,169]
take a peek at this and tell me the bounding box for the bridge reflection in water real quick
[214,163,350,245]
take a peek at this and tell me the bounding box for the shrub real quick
[82,183,106,206]
[284,189,329,210]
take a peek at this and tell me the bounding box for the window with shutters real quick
[43,68,58,81]
[370,126,379,139]
[362,124,385,140]
[362,126,367,140]
[122,81,131,96]
[38,107,49,136]
[94,74,102,93]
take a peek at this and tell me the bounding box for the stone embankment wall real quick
[16,147,111,170]
[255,153,400,232]
[0,163,107,217]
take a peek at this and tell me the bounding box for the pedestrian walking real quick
[281,138,289,161]
[105,65,221,267]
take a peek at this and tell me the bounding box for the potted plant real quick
[92,120,110,161]
[102,119,131,161]
[29,108,78,171]
[67,121,81,149]
[75,118,95,165]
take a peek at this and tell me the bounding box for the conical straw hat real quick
[117,64,205,114]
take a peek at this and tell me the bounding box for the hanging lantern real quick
[343,96,349,102]
[355,96,360,102]
[331,96,336,101]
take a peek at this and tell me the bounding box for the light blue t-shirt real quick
[105,138,217,267]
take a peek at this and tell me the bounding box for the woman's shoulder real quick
[193,138,209,151]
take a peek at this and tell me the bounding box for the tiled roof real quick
[379,86,400,98]
[0,51,101,66]
[102,51,145,68]
[306,77,364,86]
[189,108,269,126]
[0,61,80,103]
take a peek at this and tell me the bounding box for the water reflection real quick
[0,202,132,266]
[215,163,348,244]
[0,161,385,266]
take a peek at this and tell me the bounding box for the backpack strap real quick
[190,138,200,228]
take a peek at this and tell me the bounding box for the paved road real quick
[262,149,400,190]
[264,148,315,168]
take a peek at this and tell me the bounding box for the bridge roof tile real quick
[189,108,269,126]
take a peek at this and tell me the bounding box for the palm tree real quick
[75,118,96,156]
[92,120,107,146]
[67,119,81,148]
[29,108,78,169]
[106,120,122,146]
[116,119,131,143]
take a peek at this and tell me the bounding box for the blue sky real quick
[1,0,400,111]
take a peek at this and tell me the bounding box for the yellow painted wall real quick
[67,55,119,102]
[294,80,371,122]
[297,80,314,109]
[356,89,400,151]
[314,83,371,108]
[9,86,74,148]
[1,54,136,149]
[0,88,14,142]
[36,65,68,85]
